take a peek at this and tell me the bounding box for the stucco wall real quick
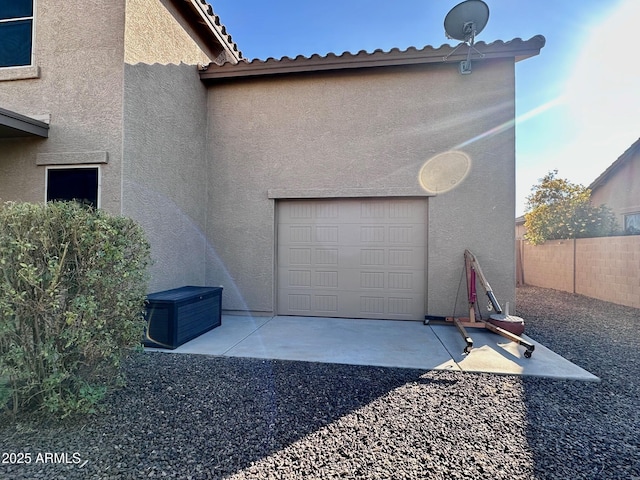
[124,0,214,65]
[0,0,217,292]
[0,0,126,213]
[122,63,210,292]
[122,0,214,292]
[206,59,517,317]
[590,149,640,229]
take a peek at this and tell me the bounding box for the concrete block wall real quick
[521,240,575,293]
[575,236,640,308]
[521,236,640,309]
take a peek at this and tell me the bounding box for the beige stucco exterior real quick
[205,59,518,317]
[122,0,217,290]
[122,62,212,290]
[1,1,542,320]
[0,1,126,213]
[589,139,640,232]
[1,0,238,292]
[125,0,218,65]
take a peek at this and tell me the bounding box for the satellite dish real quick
[444,0,490,42]
[443,0,490,74]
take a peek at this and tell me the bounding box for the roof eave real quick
[174,0,243,64]
[0,107,49,138]
[589,137,640,190]
[199,35,545,82]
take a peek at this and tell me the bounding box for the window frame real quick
[45,165,102,209]
[623,212,640,235]
[0,0,36,72]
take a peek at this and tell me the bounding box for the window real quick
[46,167,100,208]
[624,213,640,235]
[0,0,34,68]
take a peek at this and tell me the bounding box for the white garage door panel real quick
[277,198,426,320]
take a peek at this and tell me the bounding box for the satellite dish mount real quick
[443,0,490,74]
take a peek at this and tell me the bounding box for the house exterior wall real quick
[589,148,640,230]
[206,59,517,317]
[124,0,215,66]
[0,0,127,213]
[122,0,215,291]
[0,0,228,293]
[122,63,210,291]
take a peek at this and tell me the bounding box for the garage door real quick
[277,198,426,320]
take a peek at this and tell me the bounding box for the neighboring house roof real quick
[0,107,49,138]
[199,36,545,81]
[174,0,243,64]
[588,137,640,191]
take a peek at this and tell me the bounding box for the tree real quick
[524,170,619,245]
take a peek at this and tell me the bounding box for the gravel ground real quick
[1,285,638,479]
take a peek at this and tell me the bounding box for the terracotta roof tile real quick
[185,0,243,62]
[199,36,545,80]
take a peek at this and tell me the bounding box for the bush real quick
[524,170,620,245]
[0,201,151,417]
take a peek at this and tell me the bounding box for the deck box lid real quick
[146,286,222,303]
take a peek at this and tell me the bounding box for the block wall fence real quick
[516,236,640,309]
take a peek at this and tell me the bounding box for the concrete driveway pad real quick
[145,315,598,381]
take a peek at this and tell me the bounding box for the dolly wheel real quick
[524,350,532,359]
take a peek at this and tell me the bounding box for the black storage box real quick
[143,286,222,349]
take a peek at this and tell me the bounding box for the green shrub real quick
[524,170,620,245]
[0,201,151,417]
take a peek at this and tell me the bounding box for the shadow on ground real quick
[1,286,638,479]
[518,286,640,479]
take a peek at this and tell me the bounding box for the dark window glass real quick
[0,0,33,20]
[47,169,99,208]
[625,213,640,234]
[0,20,32,67]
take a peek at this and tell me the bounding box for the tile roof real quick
[199,35,545,81]
[178,0,243,63]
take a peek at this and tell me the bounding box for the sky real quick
[211,0,640,216]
